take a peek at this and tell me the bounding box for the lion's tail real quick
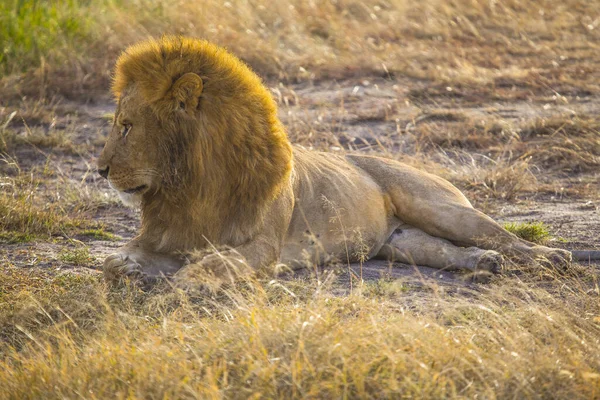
[571,250,600,261]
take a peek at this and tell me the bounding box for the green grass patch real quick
[59,246,94,265]
[504,221,551,244]
[0,231,33,244]
[80,228,119,241]
[0,0,94,75]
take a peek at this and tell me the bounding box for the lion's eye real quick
[121,124,132,138]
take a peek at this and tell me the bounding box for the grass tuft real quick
[0,167,101,241]
[59,246,94,265]
[0,180,86,237]
[0,231,33,244]
[80,228,119,241]
[504,221,551,244]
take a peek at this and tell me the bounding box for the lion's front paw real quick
[103,253,145,284]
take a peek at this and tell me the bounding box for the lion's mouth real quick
[123,184,148,194]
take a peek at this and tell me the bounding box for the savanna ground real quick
[1,0,600,398]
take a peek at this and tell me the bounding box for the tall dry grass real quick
[1,264,600,399]
[1,0,599,100]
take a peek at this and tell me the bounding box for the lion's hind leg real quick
[377,225,504,279]
[348,155,571,268]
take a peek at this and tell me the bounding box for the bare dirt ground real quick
[1,76,599,287]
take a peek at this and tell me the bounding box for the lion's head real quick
[97,36,293,251]
[96,84,165,207]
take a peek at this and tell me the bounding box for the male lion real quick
[97,36,572,285]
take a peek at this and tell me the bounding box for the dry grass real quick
[0,172,85,239]
[382,112,600,201]
[0,154,115,244]
[1,0,599,100]
[518,115,600,174]
[0,99,87,154]
[1,265,600,398]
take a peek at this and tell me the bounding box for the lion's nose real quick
[98,166,109,179]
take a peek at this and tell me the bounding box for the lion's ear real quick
[170,72,203,114]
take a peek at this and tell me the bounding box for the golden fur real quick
[106,37,292,252]
[98,36,572,285]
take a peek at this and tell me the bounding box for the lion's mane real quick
[112,36,293,251]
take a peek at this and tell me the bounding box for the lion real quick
[97,36,575,286]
